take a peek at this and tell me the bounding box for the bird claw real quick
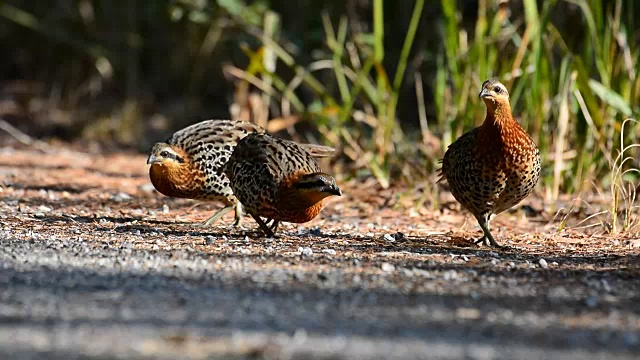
[473,235,504,248]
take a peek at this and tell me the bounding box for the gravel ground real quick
[0,146,639,359]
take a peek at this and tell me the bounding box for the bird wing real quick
[168,119,264,152]
[438,127,480,183]
[226,133,321,182]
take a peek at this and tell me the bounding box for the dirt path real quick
[0,146,638,359]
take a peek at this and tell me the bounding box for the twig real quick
[0,119,52,152]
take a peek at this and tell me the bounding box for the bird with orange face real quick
[439,79,541,247]
[147,119,334,227]
[223,132,341,237]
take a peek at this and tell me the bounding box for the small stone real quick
[321,249,336,255]
[309,228,323,236]
[112,192,132,202]
[139,183,156,193]
[37,205,52,213]
[456,308,481,320]
[298,247,313,257]
[443,270,458,281]
[34,212,45,218]
[585,296,599,308]
[382,233,395,243]
[381,262,395,272]
[538,258,548,269]
[162,204,170,214]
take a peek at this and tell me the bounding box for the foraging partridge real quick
[147,119,334,227]
[223,133,342,237]
[439,79,541,247]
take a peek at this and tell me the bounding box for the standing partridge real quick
[147,119,334,227]
[223,132,342,237]
[439,79,541,247]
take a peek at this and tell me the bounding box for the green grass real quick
[1,0,639,215]
[224,0,640,203]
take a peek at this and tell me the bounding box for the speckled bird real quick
[147,119,335,227]
[223,133,342,237]
[439,79,541,247]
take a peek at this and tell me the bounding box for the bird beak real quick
[147,154,159,165]
[326,185,342,196]
[479,88,491,99]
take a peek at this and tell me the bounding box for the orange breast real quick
[149,164,206,199]
[281,200,326,223]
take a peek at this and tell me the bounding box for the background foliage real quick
[1,0,639,205]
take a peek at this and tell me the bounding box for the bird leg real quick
[269,221,279,233]
[232,202,244,227]
[475,215,503,248]
[249,212,275,237]
[200,205,234,227]
[473,235,488,246]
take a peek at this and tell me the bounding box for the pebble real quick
[37,205,52,213]
[298,247,313,257]
[162,204,170,214]
[382,234,395,243]
[538,258,549,269]
[381,262,395,272]
[321,249,336,255]
[139,183,156,193]
[112,192,132,202]
[443,270,458,281]
[585,296,599,308]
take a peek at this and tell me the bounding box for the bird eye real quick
[160,151,169,157]
[493,86,502,93]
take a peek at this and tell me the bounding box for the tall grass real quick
[1,0,639,203]
[437,0,639,204]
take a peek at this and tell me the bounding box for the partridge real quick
[223,133,341,237]
[439,79,541,247]
[147,119,334,227]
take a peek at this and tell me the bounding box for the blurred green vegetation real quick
[0,0,639,206]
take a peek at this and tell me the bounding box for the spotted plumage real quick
[147,119,335,227]
[439,79,541,247]
[223,133,342,237]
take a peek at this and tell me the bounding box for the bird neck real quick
[277,189,327,223]
[483,100,514,129]
[275,173,331,223]
[149,160,203,198]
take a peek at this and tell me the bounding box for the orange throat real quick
[276,188,331,223]
[477,99,531,154]
[149,163,204,199]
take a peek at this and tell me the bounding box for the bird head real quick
[147,143,187,169]
[293,172,342,202]
[479,79,509,107]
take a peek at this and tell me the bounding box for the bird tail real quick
[436,158,446,184]
[299,143,336,158]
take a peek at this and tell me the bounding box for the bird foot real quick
[200,205,240,228]
[473,236,504,248]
